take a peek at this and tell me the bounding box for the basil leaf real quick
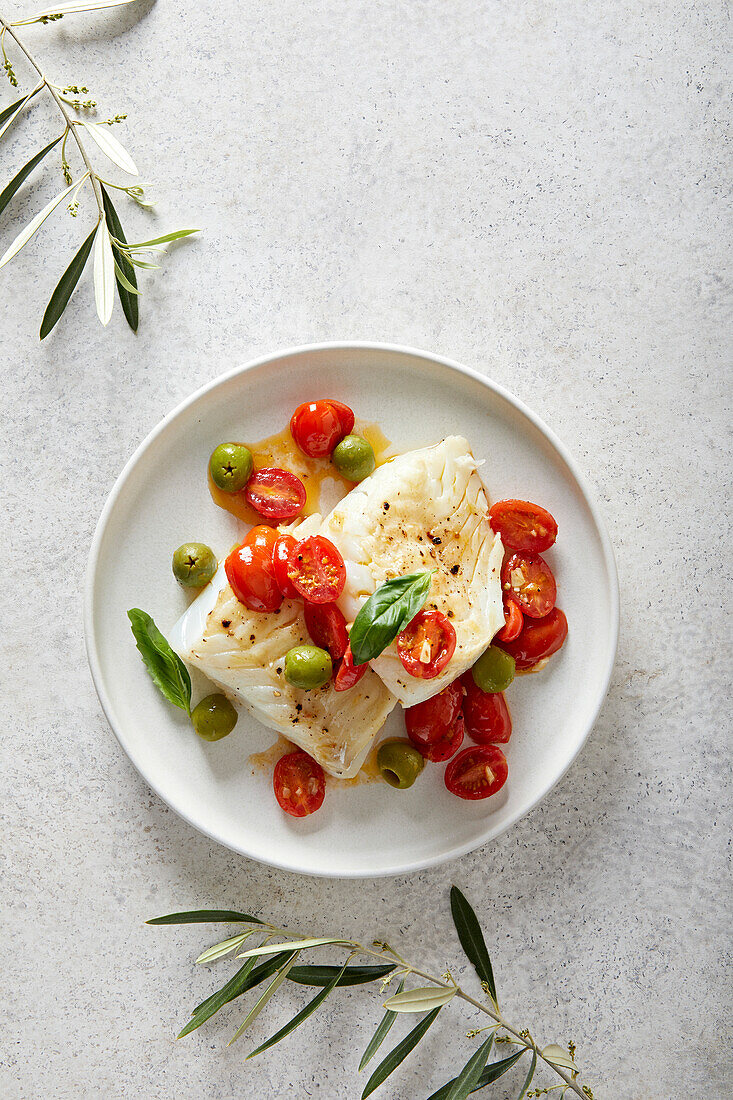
[128,608,191,714]
[349,571,434,665]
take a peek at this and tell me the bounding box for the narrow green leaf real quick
[125,255,160,269]
[0,134,62,220]
[127,608,191,714]
[239,937,352,958]
[383,985,457,1013]
[179,952,294,1037]
[361,1006,442,1099]
[125,228,199,248]
[0,87,39,140]
[359,979,404,1072]
[0,175,85,268]
[450,886,497,1005]
[287,963,395,988]
[349,570,435,665]
[0,95,29,131]
[442,1034,495,1100]
[426,1047,526,1100]
[516,1050,537,1100]
[541,1044,577,1071]
[101,183,138,331]
[113,259,140,295]
[146,909,263,925]
[228,953,300,1045]
[195,932,253,965]
[246,958,349,1058]
[39,224,95,339]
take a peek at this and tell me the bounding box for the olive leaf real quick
[516,1050,537,1099]
[440,1034,495,1100]
[228,953,300,1045]
[361,1006,443,1099]
[93,219,115,325]
[80,118,138,175]
[101,184,138,331]
[195,933,253,965]
[238,938,353,958]
[40,224,95,339]
[349,571,434,665]
[288,964,395,988]
[178,952,295,1038]
[450,886,497,1006]
[359,979,404,1071]
[0,134,62,220]
[146,909,263,925]
[124,228,199,248]
[426,1050,526,1100]
[246,959,350,1059]
[0,175,86,268]
[541,1045,577,1071]
[127,608,191,715]
[383,985,457,1013]
[0,86,40,141]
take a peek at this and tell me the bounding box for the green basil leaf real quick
[426,1049,525,1100]
[127,608,191,714]
[450,886,497,1005]
[287,963,395,987]
[349,571,434,665]
[180,952,294,1037]
[40,224,95,339]
[359,978,404,1071]
[146,909,263,925]
[0,134,62,220]
[246,958,349,1058]
[100,183,138,332]
[361,1005,442,1099]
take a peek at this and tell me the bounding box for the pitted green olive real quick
[209,442,253,492]
[191,694,237,740]
[377,740,425,789]
[172,543,217,588]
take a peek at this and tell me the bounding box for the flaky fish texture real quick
[318,436,505,705]
[169,556,396,779]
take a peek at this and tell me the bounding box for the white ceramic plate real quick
[85,343,618,878]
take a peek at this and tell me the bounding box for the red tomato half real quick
[462,677,512,744]
[333,644,368,691]
[404,680,462,750]
[496,597,523,642]
[225,525,283,612]
[245,468,306,522]
[304,602,349,660]
[414,708,465,762]
[288,536,346,604]
[290,400,355,458]
[273,751,326,817]
[489,499,558,553]
[273,534,300,599]
[496,607,568,670]
[502,551,557,619]
[396,610,457,679]
[445,745,508,800]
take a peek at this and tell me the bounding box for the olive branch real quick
[149,887,598,1100]
[0,0,198,337]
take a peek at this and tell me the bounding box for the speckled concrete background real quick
[1,1,731,1097]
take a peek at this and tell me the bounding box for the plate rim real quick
[84,340,620,878]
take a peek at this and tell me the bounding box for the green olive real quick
[172,542,218,588]
[209,442,254,492]
[377,740,425,789]
[191,693,237,741]
[283,645,333,690]
[471,645,516,693]
[332,435,376,482]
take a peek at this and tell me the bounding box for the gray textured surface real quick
[1,1,731,1097]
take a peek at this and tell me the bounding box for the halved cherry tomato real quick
[489,499,558,553]
[244,468,306,522]
[396,610,457,679]
[496,597,523,642]
[290,400,355,458]
[410,706,465,762]
[502,551,556,619]
[225,525,283,613]
[273,750,326,817]
[496,607,568,669]
[445,744,508,800]
[273,534,300,599]
[462,676,512,744]
[404,680,462,748]
[288,536,346,604]
[333,644,368,691]
[304,602,349,660]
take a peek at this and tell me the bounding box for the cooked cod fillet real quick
[168,557,396,779]
[318,436,505,706]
